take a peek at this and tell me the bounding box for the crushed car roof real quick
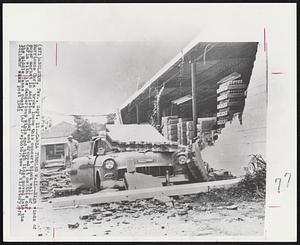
[106,124,171,144]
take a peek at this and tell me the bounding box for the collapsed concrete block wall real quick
[201,43,266,176]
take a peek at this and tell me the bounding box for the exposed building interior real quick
[120,42,258,130]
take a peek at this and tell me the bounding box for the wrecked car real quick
[69,124,209,192]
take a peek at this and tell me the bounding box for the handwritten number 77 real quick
[275,172,291,193]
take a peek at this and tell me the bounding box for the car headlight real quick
[177,155,187,165]
[104,159,115,170]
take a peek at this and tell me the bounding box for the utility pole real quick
[136,104,139,124]
[191,59,197,138]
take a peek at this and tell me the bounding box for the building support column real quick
[136,104,139,124]
[156,85,165,127]
[191,61,197,138]
[117,109,123,124]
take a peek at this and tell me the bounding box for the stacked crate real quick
[216,73,247,128]
[177,117,192,145]
[167,122,178,141]
[197,117,216,136]
[196,117,217,134]
[196,117,217,145]
[161,116,179,142]
[185,121,194,145]
[177,122,184,145]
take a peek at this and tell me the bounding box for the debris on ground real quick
[69,158,266,226]
[72,192,246,224]
[226,205,238,210]
[38,154,266,237]
[40,163,73,201]
[153,195,174,207]
[68,222,79,229]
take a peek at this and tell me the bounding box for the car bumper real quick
[102,173,189,189]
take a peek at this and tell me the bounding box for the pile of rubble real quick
[40,162,73,201]
[68,194,239,230]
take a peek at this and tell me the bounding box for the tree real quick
[71,115,98,142]
[91,122,106,132]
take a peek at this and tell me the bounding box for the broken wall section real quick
[201,43,266,176]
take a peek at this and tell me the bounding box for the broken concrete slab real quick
[177,210,188,216]
[153,195,172,203]
[153,195,174,207]
[52,177,242,208]
[226,205,238,210]
[68,222,79,229]
[102,211,113,217]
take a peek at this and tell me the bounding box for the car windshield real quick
[94,139,111,155]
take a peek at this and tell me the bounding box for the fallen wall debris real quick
[201,43,267,176]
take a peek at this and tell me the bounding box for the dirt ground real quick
[37,190,265,240]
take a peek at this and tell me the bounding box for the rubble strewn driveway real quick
[37,191,265,238]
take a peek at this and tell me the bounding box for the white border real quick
[3,3,297,241]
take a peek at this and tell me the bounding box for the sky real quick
[36,3,293,125]
[37,4,230,125]
[41,31,205,124]
[42,40,194,125]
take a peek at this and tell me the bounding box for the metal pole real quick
[191,61,197,138]
[136,104,139,124]
[156,95,160,126]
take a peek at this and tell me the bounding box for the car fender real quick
[69,156,95,190]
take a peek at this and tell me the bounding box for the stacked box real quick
[177,124,182,145]
[186,121,194,131]
[196,117,217,134]
[161,116,179,142]
[216,79,246,93]
[177,123,186,145]
[217,99,245,110]
[186,130,194,140]
[177,120,188,145]
[167,121,178,141]
[178,117,192,123]
[217,89,245,102]
[216,73,246,128]
[194,117,219,146]
[161,116,178,136]
[185,121,194,145]
[161,116,178,125]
